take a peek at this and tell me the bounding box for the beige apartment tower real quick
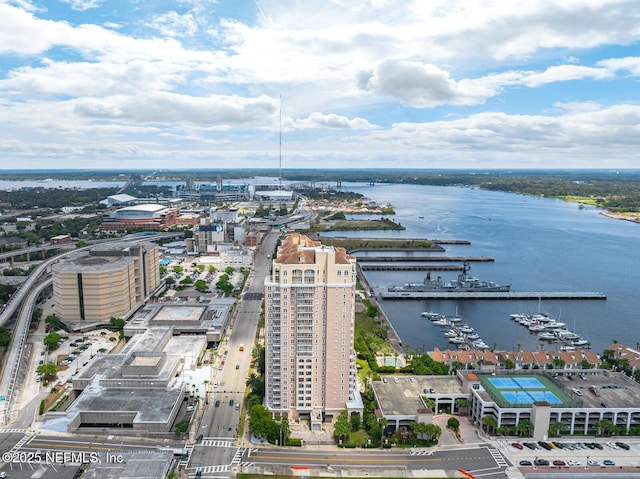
[264,234,358,426]
[52,242,160,322]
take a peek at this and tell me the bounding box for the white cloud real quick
[60,0,105,11]
[293,112,378,130]
[147,11,199,38]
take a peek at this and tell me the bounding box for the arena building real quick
[99,204,179,231]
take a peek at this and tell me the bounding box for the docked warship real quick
[388,262,511,293]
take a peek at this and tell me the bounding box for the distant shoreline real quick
[601,211,640,224]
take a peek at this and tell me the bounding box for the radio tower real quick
[279,95,282,192]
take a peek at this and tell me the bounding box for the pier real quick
[356,256,495,262]
[361,264,465,271]
[380,291,607,300]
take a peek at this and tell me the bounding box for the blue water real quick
[322,183,640,354]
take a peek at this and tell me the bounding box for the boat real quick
[539,332,558,341]
[473,340,490,349]
[421,311,442,319]
[467,333,480,340]
[444,330,459,338]
[447,315,463,323]
[510,313,528,321]
[388,262,511,293]
[418,215,425,218]
[449,336,466,344]
[543,321,566,329]
[458,325,474,334]
[556,330,580,340]
[571,339,590,347]
[528,323,546,332]
[432,318,449,326]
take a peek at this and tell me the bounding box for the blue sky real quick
[2,0,640,170]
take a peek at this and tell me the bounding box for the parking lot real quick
[499,438,640,469]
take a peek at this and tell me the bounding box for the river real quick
[321,183,639,355]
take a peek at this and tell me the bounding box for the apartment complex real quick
[264,234,359,427]
[52,242,160,322]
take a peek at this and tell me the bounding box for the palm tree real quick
[516,419,534,437]
[548,421,568,437]
[482,415,498,435]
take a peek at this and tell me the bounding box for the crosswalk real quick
[0,428,29,434]
[230,447,245,465]
[195,464,230,473]
[201,440,235,448]
[178,444,194,469]
[488,447,508,467]
[409,450,433,456]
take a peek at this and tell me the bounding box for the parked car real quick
[215,400,220,407]
[523,442,537,450]
[616,442,630,450]
[511,442,524,450]
[567,460,580,466]
[196,434,203,444]
[534,458,549,466]
[553,460,566,466]
[587,459,599,466]
[519,460,533,466]
[603,460,616,466]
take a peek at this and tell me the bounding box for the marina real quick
[423,311,491,350]
[510,312,591,349]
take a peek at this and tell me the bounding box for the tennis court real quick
[480,374,573,408]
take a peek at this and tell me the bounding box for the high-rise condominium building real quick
[264,234,359,427]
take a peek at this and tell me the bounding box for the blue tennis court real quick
[487,376,544,389]
[500,390,562,405]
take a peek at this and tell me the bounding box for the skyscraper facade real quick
[264,234,358,426]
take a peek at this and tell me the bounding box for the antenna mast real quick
[279,95,282,191]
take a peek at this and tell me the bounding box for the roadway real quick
[186,230,279,476]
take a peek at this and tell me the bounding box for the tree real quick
[180,276,193,285]
[333,411,351,442]
[44,314,64,331]
[424,424,441,442]
[0,327,11,347]
[109,317,125,331]
[350,412,361,432]
[173,265,183,273]
[548,421,568,437]
[482,415,498,435]
[194,279,207,292]
[165,276,175,285]
[43,332,61,349]
[36,362,58,380]
[503,358,516,370]
[225,266,235,275]
[447,417,460,432]
[455,399,471,415]
[208,265,216,273]
[516,419,534,437]
[174,420,189,436]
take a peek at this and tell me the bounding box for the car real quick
[186,405,195,412]
[587,459,599,466]
[567,460,580,466]
[519,460,533,466]
[213,382,218,388]
[603,460,615,466]
[606,441,619,449]
[615,442,630,450]
[511,442,524,450]
[229,399,234,406]
[593,442,603,450]
[534,458,549,466]
[195,471,202,479]
[235,364,240,369]
[235,403,240,410]
[38,359,44,365]
[196,434,203,443]
[523,442,537,450]
[553,460,566,466]
[215,400,220,407]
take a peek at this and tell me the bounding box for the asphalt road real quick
[188,230,279,474]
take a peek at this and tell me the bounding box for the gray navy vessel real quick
[388,262,511,293]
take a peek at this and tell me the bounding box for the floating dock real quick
[380,291,607,300]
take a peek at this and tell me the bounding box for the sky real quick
[2,0,640,170]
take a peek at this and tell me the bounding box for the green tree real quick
[516,419,534,437]
[180,276,193,285]
[43,332,61,349]
[208,265,216,273]
[333,411,351,442]
[165,276,175,285]
[503,358,516,370]
[0,327,11,347]
[350,412,361,432]
[548,421,568,437]
[482,415,498,435]
[194,279,207,291]
[174,420,189,436]
[455,398,471,415]
[36,362,58,380]
[173,265,183,273]
[447,417,460,432]
[225,266,235,275]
